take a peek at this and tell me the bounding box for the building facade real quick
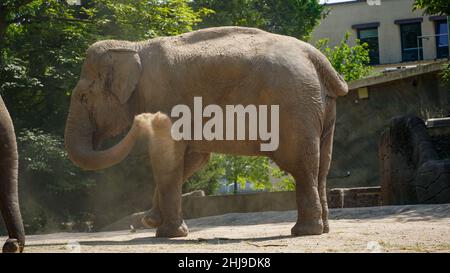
[310,0,449,65]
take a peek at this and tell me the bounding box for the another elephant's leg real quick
[142,152,210,228]
[0,97,25,253]
[290,138,323,236]
[318,102,336,234]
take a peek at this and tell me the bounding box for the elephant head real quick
[64,41,143,170]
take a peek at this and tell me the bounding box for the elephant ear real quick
[106,48,142,104]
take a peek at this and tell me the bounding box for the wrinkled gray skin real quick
[0,96,25,253]
[65,27,348,238]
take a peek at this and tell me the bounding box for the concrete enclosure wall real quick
[329,66,449,188]
[101,187,381,230]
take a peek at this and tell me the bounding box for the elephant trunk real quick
[64,97,139,171]
[0,97,25,253]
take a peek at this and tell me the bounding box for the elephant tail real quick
[307,46,349,97]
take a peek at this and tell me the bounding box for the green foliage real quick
[192,0,324,39]
[17,129,95,193]
[16,129,96,233]
[270,167,295,191]
[184,154,295,194]
[316,32,372,82]
[441,64,450,83]
[220,155,272,192]
[413,0,450,15]
[0,0,206,131]
[183,154,223,195]
[92,0,212,40]
[1,1,95,131]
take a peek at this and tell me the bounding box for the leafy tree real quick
[16,129,96,233]
[413,0,450,15]
[91,0,212,40]
[184,154,295,195]
[441,64,450,86]
[192,0,324,39]
[1,0,208,131]
[0,0,209,234]
[183,154,223,195]
[1,1,96,131]
[316,32,372,82]
[220,155,272,194]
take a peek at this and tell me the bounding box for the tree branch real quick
[6,16,94,25]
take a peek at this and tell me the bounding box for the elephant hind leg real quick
[319,98,337,233]
[318,127,334,233]
[274,137,323,236]
[291,140,323,236]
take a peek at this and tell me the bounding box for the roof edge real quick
[348,60,450,90]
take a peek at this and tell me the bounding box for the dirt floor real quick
[14,204,450,253]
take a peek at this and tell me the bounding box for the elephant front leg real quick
[142,151,210,229]
[155,176,188,238]
[149,134,187,237]
[142,171,187,237]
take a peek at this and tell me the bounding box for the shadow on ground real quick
[29,234,294,248]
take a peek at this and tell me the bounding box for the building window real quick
[357,28,380,65]
[400,23,423,62]
[435,20,449,59]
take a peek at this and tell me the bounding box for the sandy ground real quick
[12,204,450,253]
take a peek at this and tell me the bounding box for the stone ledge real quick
[183,187,381,219]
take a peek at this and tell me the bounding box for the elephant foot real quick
[156,221,189,238]
[2,239,22,253]
[323,220,330,233]
[141,209,163,228]
[291,219,324,236]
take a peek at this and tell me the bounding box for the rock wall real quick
[379,115,450,205]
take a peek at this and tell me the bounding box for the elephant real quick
[0,96,25,253]
[64,26,348,238]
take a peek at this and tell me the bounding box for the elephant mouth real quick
[92,131,104,151]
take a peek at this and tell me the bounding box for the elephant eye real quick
[89,80,96,89]
[80,93,88,105]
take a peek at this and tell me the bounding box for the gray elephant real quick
[65,27,348,238]
[0,96,25,253]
